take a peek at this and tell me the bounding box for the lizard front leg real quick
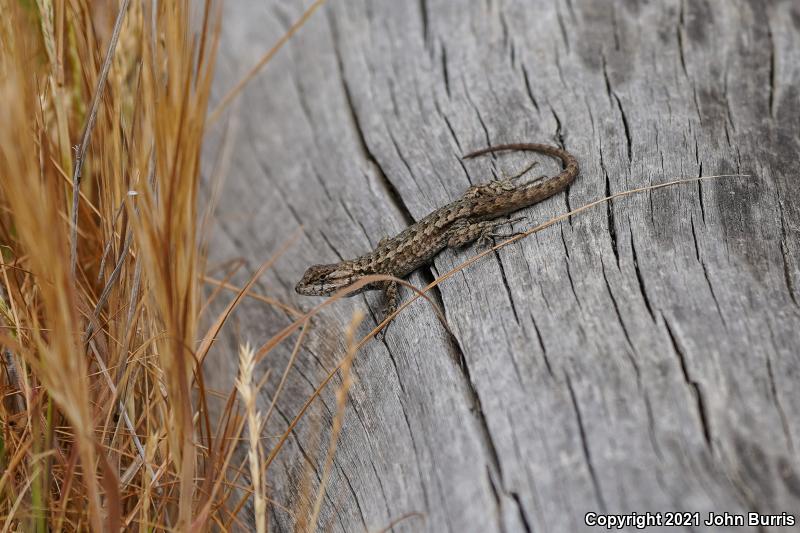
[372,280,400,340]
[382,280,400,317]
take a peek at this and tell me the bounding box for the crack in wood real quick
[600,258,642,380]
[662,316,713,448]
[778,201,799,308]
[604,166,620,268]
[563,257,582,311]
[492,249,521,325]
[529,312,555,380]
[418,0,429,50]
[329,8,417,231]
[435,100,463,152]
[766,19,777,119]
[555,6,570,52]
[440,40,451,99]
[565,373,607,511]
[689,215,701,262]
[764,323,795,452]
[677,0,689,79]
[699,260,728,329]
[612,92,632,165]
[628,227,656,322]
[271,402,351,532]
[520,63,540,113]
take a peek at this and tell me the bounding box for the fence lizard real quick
[295,142,579,316]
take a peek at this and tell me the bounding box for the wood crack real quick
[368,461,395,529]
[484,467,506,533]
[765,324,795,452]
[778,201,799,308]
[462,82,494,171]
[329,9,416,230]
[565,373,607,511]
[662,316,713,448]
[440,40,451,99]
[697,161,707,225]
[676,0,689,79]
[520,63,540,113]
[446,329,512,520]
[337,463,370,531]
[629,227,656,322]
[555,6,570,52]
[766,19,777,119]
[563,257,582,311]
[271,403,350,532]
[600,258,642,381]
[396,394,434,515]
[689,215,701,262]
[510,492,533,533]
[699,260,728,329]
[550,106,572,216]
[418,0,429,51]
[319,230,346,263]
[643,393,664,460]
[612,92,632,165]
[493,250,521,325]
[435,100,463,152]
[339,196,374,248]
[529,312,555,380]
[602,152,620,267]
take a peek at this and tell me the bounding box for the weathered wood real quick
[205,1,800,531]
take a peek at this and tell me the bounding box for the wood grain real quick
[204,1,800,531]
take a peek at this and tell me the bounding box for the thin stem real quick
[69,0,131,278]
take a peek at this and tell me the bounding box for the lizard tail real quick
[463,142,579,184]
[462,142,580,216]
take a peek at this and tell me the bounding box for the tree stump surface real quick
[206,1,800,531]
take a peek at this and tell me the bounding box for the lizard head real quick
[295,262,362,296]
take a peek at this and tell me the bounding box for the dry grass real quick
[0,0,300,530]
[0,0,359,529]
[0,0,228,529]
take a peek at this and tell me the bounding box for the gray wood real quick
[204,1,800,531]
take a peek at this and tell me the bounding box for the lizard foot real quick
[375,281,399,341]
[477,217,529,247]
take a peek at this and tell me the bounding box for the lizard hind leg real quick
[476,216,529,246]
[447,217,528,249]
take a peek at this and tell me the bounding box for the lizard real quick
[295,142,579,317]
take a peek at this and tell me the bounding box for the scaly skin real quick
[295,142,579,314]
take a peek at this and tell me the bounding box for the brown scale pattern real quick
[295,143,579,299]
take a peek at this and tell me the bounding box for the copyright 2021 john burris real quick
[585,511,796,529]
